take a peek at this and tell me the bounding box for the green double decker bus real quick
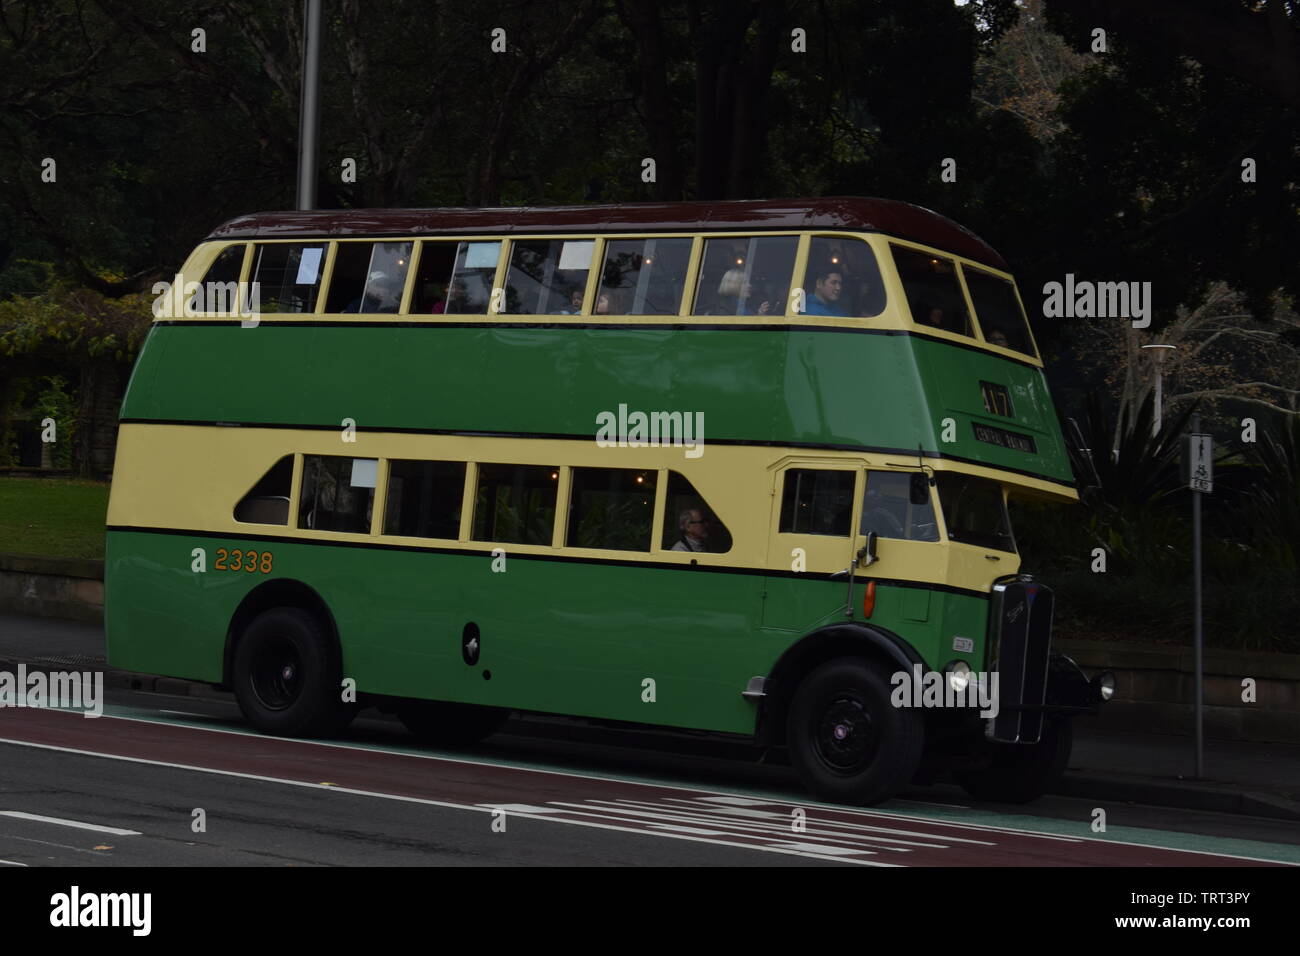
[106,197,1110,806]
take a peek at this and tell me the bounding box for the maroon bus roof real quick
[206,196,1008,270]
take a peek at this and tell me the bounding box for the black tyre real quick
[397,700,511,746]
[955,718,1073,803]
[232,607,355,737]
[786,657,925,806]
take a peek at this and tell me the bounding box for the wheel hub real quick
[815,696,878,773]
[250,635,303,712]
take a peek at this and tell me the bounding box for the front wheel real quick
[955,718,1073,803]
[232,607,355,737]
[786,657,924,806]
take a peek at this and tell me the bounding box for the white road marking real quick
[0,738,888,866]
[0,859,28,867]
[609,798,961,848]
[0,811,140,836]
[3,722,1296,866]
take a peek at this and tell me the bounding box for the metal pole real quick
[1153,362,1163,437]
[296,0,322,210]
[1191,412,1204,778]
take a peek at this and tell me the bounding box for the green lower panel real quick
[105,531,991,734]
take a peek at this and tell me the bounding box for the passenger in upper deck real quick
[717,268,774,315]
[804,266,846,316]
[560,289,584,314]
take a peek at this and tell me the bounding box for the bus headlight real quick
[1092,671,1116,701]
[944,660,972,695]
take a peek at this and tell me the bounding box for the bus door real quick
[763,458,866,631]
[855,468,949,635]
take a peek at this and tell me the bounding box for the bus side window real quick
[597,238,693,315]
[503,239,594,315]
[251,243,327,314]
[190,244,246,314]
[233,455,293,525]
[384,460,466,539]
[692,236,797,316]
[411,241,461,314]
[779,468,854,535]
[298,456,377,533]
[961,266,1037,357]
[802,236,886,318]
[324,241,412,314]
[890,245,974,337]
[861,471,939,542]
[661,471,732,553]
[567,468,656,551]
[445,241,502,314]
[472,463,559,545]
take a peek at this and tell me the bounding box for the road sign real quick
[1186,433,1213,493]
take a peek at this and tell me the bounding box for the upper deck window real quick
[962,267,1037,358]
[325,241,412,314]
[251,243,327,314]
[408,240,499,314]
[800,237,886,318]
[693,236,797,316]
[503,239,594,315]
[891,245,974,337]
[190,244,246,314]
[597,238,693,315]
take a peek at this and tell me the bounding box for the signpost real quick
[1185,414,1212,778]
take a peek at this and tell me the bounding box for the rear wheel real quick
[955,718,1073,803]
[397,700,511,746]
[786,657,924,806]
[232,607,355,737]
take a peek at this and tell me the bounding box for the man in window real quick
[672,508,713,552]
[804,266,846,316]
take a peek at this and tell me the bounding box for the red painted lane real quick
[0,708,1281,867]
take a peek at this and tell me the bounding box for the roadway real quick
[1,686,1297,867]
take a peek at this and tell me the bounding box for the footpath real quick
[1,611,1298,822]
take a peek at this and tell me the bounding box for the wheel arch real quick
[756,622,925,748]
[222,579,340,688]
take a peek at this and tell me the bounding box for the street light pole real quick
[1141,343,1177,436]
[296,0,322,210]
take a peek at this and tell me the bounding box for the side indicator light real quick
[862,580,877,618]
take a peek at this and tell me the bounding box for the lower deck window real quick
[298,456,376,533]
[567,468,656,551]
[384,460,465,539]
[662,471,732,553]
[472,463,558,545]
